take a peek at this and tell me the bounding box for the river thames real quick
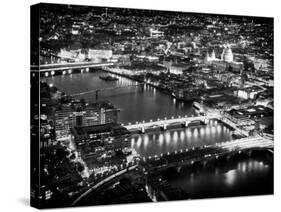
[44,71,273,199]
[45,71,195,124]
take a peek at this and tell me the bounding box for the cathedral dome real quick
[221,47,233,62]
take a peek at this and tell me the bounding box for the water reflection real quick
[180,131,185,140]
[173,131,178,141]
[159,134,164,146]
[236,160,269,174]
[166,156,273,199]
[46,71,195,124]
[224,159,271,188]
[45,71,272,198]
[144,135,149,148]
[131,121,233,157]
[193,128,199,137]
[205,126,210,136]
[225,170,236,186]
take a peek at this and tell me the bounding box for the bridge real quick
[123,113,249,136]
[70,82,144,99]
[71,134,273,205]
[124,115,217,133]
[219,115,249,136]
[31,61,116,76]
[140,135,273,172]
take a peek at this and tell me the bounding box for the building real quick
[87,49,113,62]
[227,105,273,120]
[204,45,243,72]
[149,29,164,38]
[57,49,113,63]
[54,105,77,139]
[58,49,86,62]
[237,86,264,100]
[223,111,255,127]
[205,50,219,63]
[71,123,130,154]
[221,46,233,62]
[54,101,119,139]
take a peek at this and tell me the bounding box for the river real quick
[131,119,233,157]
[164,152,273,199]
[44,70,273,199]
[45,71,195,125]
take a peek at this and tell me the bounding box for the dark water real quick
[45,71,273,198]
[45,71,195,125]
[131,119,233,157]
[164,153,273,198]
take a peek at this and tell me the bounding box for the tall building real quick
[54,105,77,139]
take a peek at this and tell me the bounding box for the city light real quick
[32,4,273,208]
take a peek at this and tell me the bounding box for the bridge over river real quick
[124,113,249,137]
[140,136,273,172]
[71,135,273,206]
[31,61,116,77]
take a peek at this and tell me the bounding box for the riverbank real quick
[102,67,192,103]
[45,70,273,202]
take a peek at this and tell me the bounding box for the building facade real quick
[54,102,119,139]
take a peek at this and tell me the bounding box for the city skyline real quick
[31,3,273,209]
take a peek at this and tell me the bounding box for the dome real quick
[221,47,233,62]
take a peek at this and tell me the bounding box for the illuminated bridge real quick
[124,115,217,133]
[70,82,144,98]
[123,113,249,136]
[72,135,273,205]
[30,61,116,76]
[140,135,273,172]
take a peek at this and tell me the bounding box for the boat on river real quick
[99,75,118,81]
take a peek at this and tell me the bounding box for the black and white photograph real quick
[29,1,274,210]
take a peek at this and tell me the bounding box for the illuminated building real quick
[54,102,119,139]
[169,65,184,75]
[87,49,113,62]
[205,46,234,63]
[204,45,243,72]
[58,49,86,62]
[149,29,164,38]
[237,86,264,99]
[204,49,220,63]
[71,123,130,154]
[221,46,233,62]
